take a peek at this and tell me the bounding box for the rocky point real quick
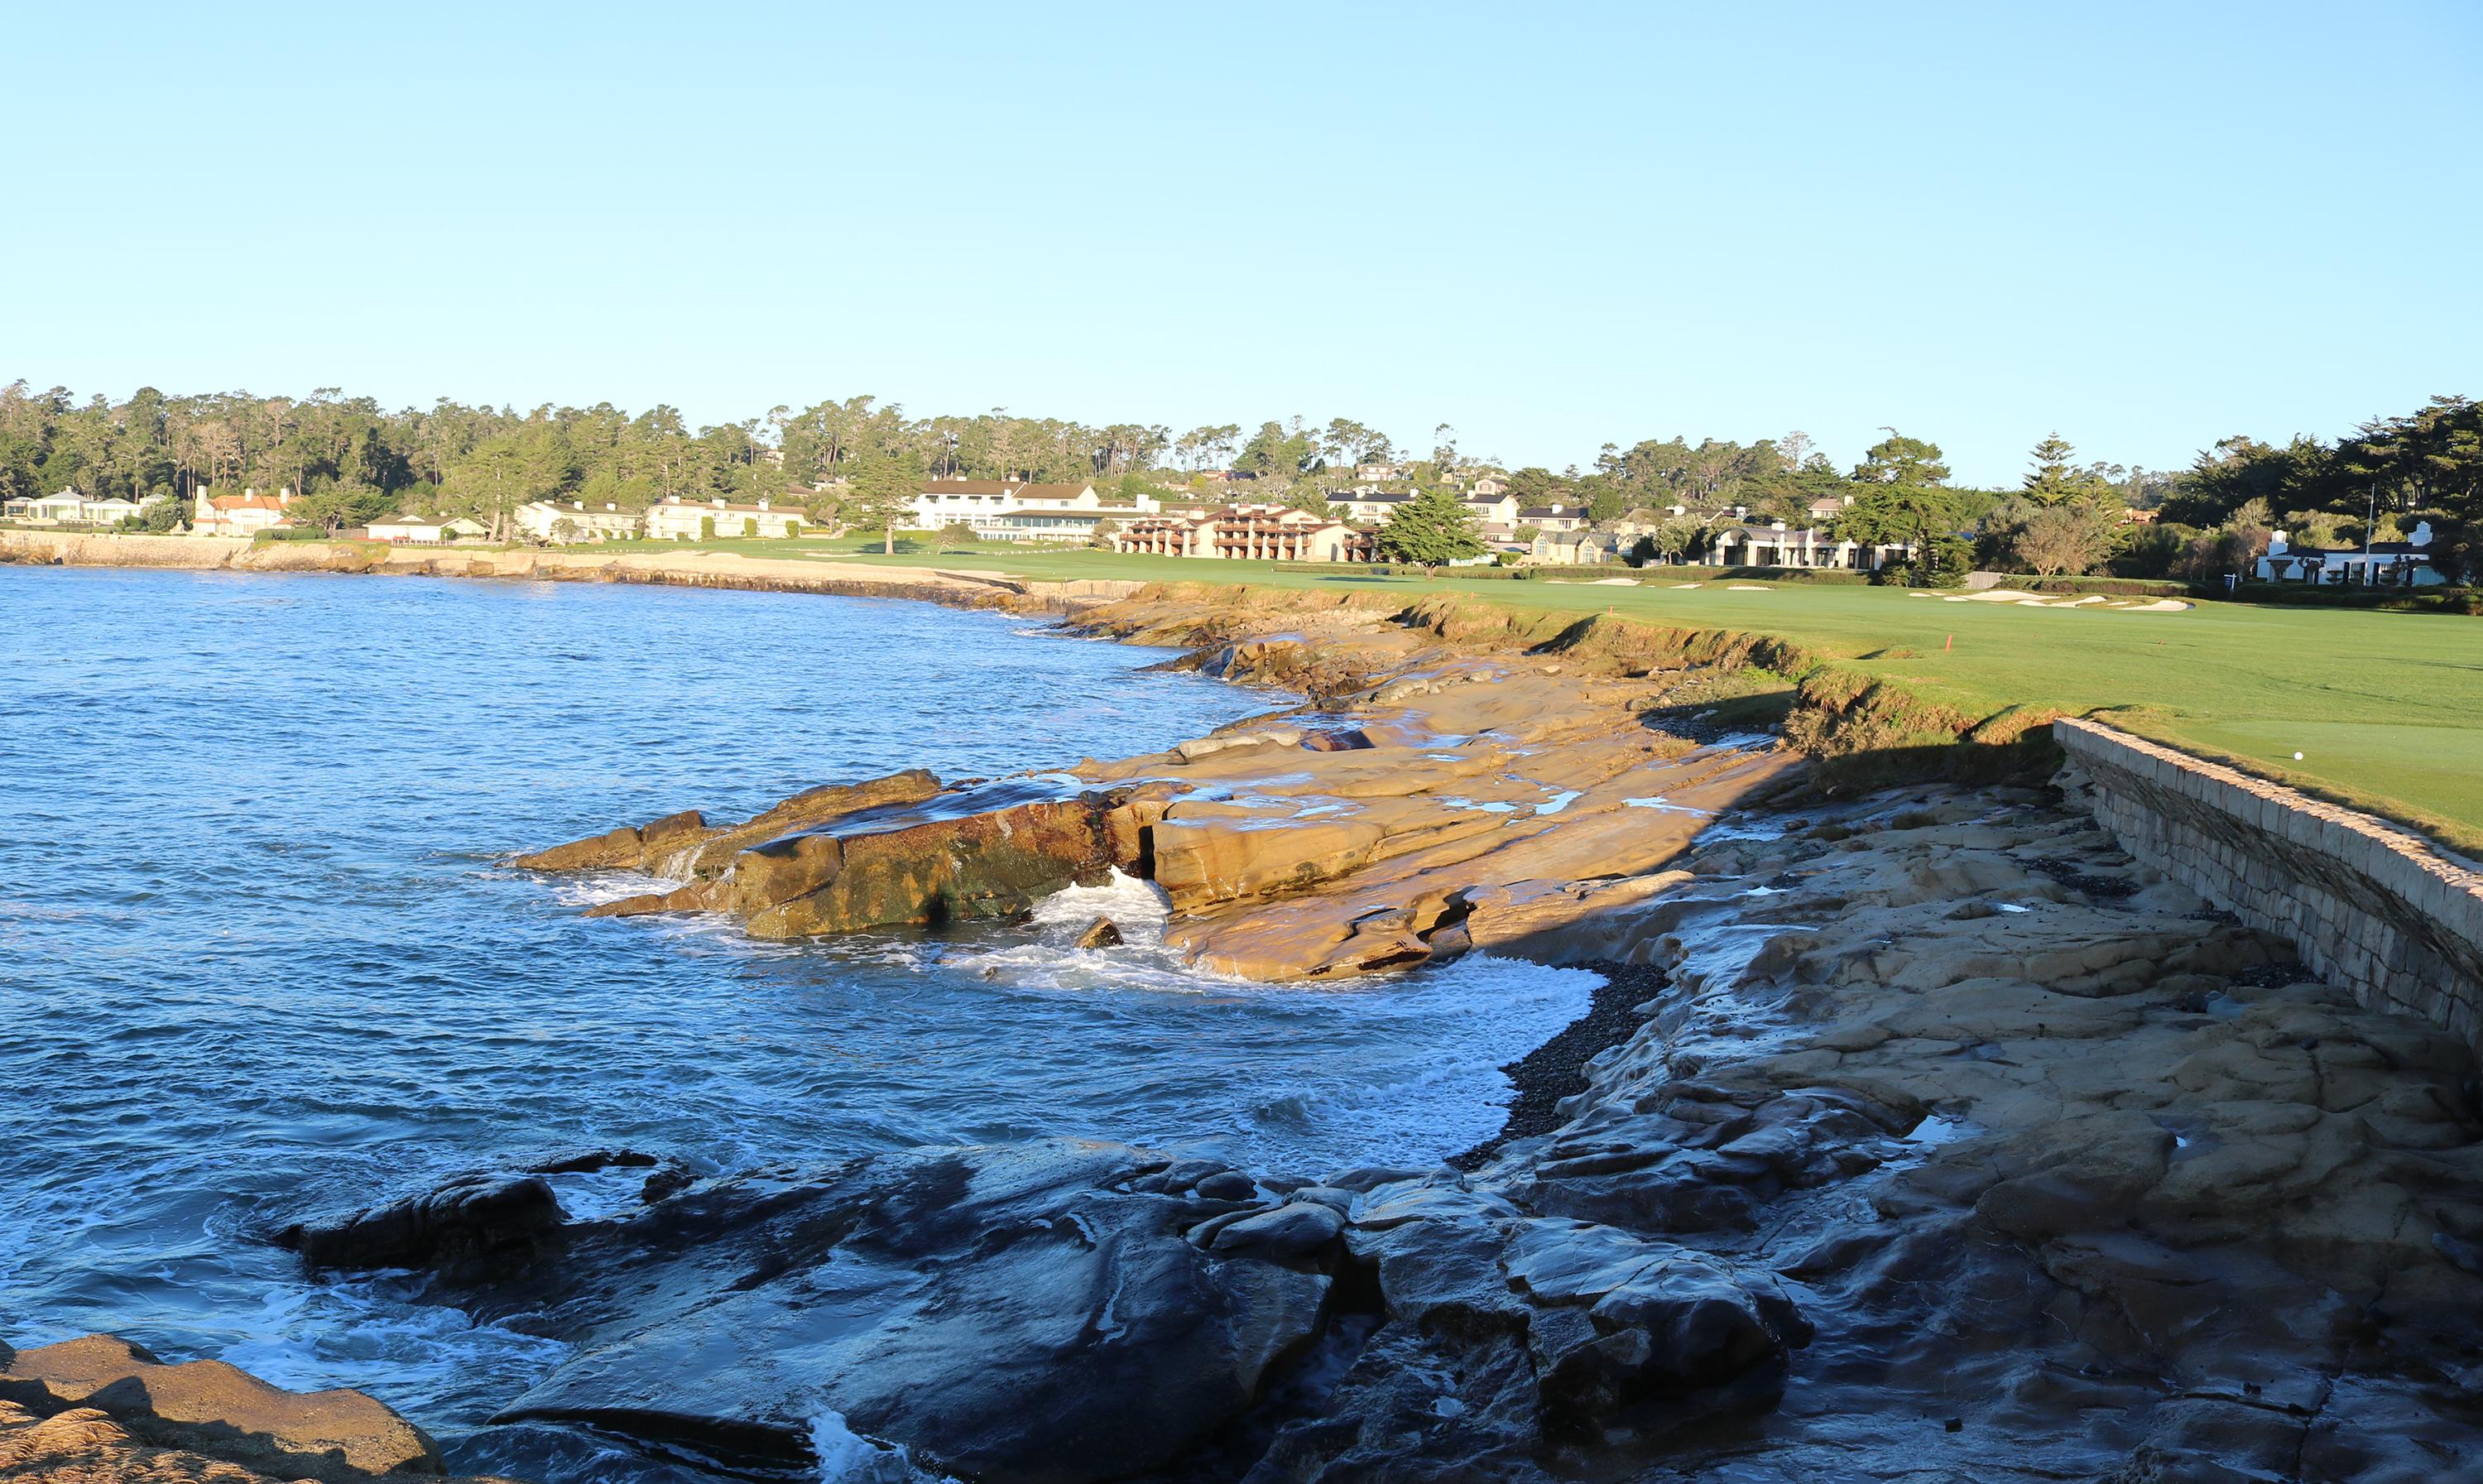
[124,580,2483,1483]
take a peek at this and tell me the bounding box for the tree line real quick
[2,378,2471,580]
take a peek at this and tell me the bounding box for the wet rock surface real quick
[452,585,2483,1482]
[287,790,2483,1483]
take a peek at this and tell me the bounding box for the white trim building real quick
[645,495,809,541]
[516,499,646,543]
[193,490,297,537]
[1706,521,1904,570]
[909,479,1155,543]
[1331,489,1518,529]
[369,515,487,542]
[2257,522,2444,586]
[2,489,164,526]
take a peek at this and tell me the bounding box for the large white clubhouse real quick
[908,479,1155,542]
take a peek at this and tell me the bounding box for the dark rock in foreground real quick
[293,1140,1808,1484]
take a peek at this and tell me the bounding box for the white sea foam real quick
[809,1412,917,1483]
[1213,954,1602,1174]
[209,1275,569,1430]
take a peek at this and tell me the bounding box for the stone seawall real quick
[2055,715,2483,1049]
[0,531,252,566]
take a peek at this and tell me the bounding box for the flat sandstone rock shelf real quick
[0,1334,518,1483]
[516,591,1800,981]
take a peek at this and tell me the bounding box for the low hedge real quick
[2220,583,2480,615]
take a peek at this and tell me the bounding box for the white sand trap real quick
[1669,583,1703,588]
[1944,588,2038,602]
[2126,598,2192,611]
[1907,592,1939,598]
[1727,584,1774,590]
[1590,577,1638,585]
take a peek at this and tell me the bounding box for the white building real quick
[2257,522,2444,585]
[1515,502,1590,534]
[1,488,164,526]
[1330,488,1518,528]
[516,499,646,543]
[1706,521,1901,570]
[369,515,488,542]
[193,489,298,537]
[644,495,810,541]
[908,479,1155,543]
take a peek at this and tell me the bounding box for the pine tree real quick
[1376,487,1486,566]
[2024,433,2082,505]
[843,454,921,555]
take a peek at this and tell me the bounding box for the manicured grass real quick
[563,542,2483,838]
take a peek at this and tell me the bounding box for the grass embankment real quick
[536,542,2483,851]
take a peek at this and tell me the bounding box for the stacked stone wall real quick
[2054,717,2483,1051]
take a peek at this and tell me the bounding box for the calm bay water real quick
[0,566,1593,1480]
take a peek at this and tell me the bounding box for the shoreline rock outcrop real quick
[515,588,1808,982]
[26,571,2475,1482]
[362,771,2483,1482]
[0,1334,515,1482]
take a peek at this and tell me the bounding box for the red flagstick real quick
[1945,634,1953,651]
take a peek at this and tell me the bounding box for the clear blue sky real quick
[7,2,2476,486]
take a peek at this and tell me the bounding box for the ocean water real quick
[0,566,1598,1479]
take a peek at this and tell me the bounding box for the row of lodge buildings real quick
[125,476,1932,575]
[1112,504,1379,562]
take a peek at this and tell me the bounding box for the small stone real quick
[1075,915,1124,949]
[1209,1202,1347,1260]
[1162,1158,1233,1192]
[1194,1170,1259,1201]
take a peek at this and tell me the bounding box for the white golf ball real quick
[2293,752,2304,761]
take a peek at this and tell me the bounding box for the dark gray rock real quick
[1196,1169,1261,1201]
[326,1140,1331,1484]
[275,1172,565,1282]
[1323,1165,1435,1193]
[1211,1203,1347,1261]
[1162,1157,1237,1192]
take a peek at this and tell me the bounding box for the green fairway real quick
[557,542,2483,838]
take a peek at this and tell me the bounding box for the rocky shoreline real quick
[15,569,2483,1482]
